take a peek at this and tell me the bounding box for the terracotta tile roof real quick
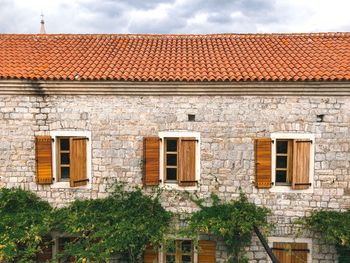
[0,33,349,82]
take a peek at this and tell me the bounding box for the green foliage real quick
[304,209,350,263]
[0,188,52,263]
[187,191,271,263]
[337,245,350,263]
[305,210,350,246]
[0,186,271,263]
[53,184,172,262]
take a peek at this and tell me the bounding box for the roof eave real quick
[0,79,350,96]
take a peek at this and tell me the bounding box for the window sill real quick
[269,185,313,194]
[50,181,91,189]
[162,183,198,191]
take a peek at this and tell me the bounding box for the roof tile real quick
[0,33,349,81]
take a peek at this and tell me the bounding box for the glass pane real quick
[181,255,192,263]
[61,167,70,179]
[276,156,287,168]
[60,138,69,151]
[276,170,287,183]
[166,168,177,181]
[276,140,288,154]
[166,255,176,263]
[166,154,177,166]
[166,240,176,253]
[166,139,177,152]
[61,153,70,165]
[58,237,71,251]
[181,240,192,253]
[58,238,75,262]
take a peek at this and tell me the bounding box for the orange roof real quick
[0,33,349,82]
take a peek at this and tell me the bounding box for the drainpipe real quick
[253,225,280,263]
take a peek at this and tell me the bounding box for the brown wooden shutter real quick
[198,240,216,263]
[143,244,158,263]
[273,242,291,263]
[178,137,197,186]
[273,242,308,263]
[292,140,312,190]
[143,137,160,186]
[35,136,53,184]
[36,236,53,262]
[292,242,308,263]
[70,137,88,187]
[254,138,272,188]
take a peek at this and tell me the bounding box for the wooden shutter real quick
[273,242,308,263]
[178,137,197,186]
[36,236,53,263]
[143,244,158,263]
[273,242,291,263]
[254,138,272,188]
[291,242,308,263]
[35,136,53,184]
[198,240,216,263]
[70,137,88,187]
[143,137,160,186]
[292,140,312,190]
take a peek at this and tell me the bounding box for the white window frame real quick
[270,133,314,193]
[50,130,92,189]
[51,232,72,260]
[158,238,199,263]
[159,131,200,191]
[51,232,81,262]
[268,237,312,263]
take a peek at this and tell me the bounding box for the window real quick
[275,140,293,185]
[36,236,76,263]
[274,138,312,188]
[164,138,178,181]
[165,240,193,263]
[57,138,70,181]
[269,237,312,263]
[163,137,197,185]
[143,131,200,188]
[35,131,91,188]
[36,236,53,263]
[255,133,314,192]
[143,239,216,263]
[272,242,309,263]
[55,136,88,186]
[57,237,75,263]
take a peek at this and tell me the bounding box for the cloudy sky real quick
[1,0,350,34]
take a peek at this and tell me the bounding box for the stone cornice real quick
[0,80,350,96]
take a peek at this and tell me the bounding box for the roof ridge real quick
[0,32,350,38]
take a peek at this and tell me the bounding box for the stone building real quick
[0,33,349,262]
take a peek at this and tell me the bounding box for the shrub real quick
[53,185,172,262]
[187,192,271,263]
[304,209,350,263]
[0,188,52,262]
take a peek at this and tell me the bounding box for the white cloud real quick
[186,13,208,28]
[0,0,349,33]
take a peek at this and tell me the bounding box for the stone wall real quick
[1,95,349,262]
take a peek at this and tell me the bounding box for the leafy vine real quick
[0,188,52,263]
[53,184,172,262]
[303,209,350,263]
[185,191,272,263]
[0,186,271,263]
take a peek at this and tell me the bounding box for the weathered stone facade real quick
[1,94,349,262]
